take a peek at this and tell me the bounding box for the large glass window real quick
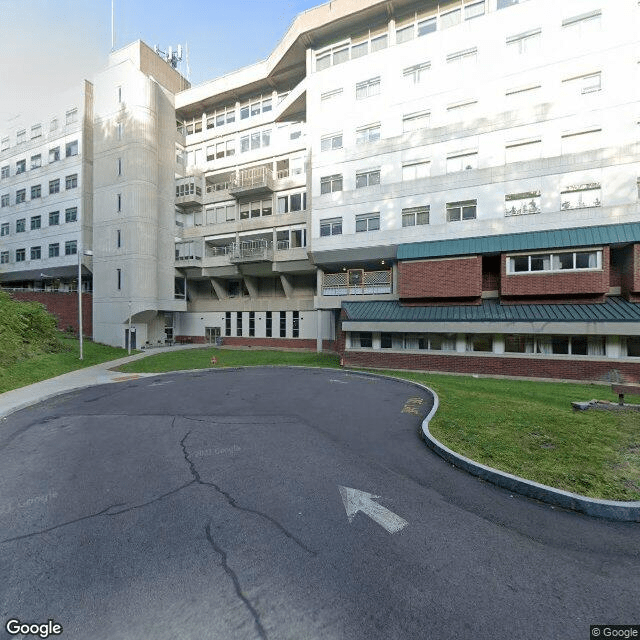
[319,218,342,237]
[320,174,342,194]
[447,200,477,222]
[355,213,380,232]
[355,169,380,188]
[507,250,601,274]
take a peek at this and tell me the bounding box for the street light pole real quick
[78,239,83,360]
[128,300,132,355]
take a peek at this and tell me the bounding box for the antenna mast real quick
[111,0,115,51]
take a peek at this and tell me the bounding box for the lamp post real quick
[128,299,132,355]
[78,247,93,360]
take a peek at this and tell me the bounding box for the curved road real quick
[0,368,638,639]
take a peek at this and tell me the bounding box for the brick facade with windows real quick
[500,247,610,300]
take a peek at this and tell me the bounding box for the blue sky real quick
[0,0,320,124]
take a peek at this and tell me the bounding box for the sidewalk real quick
[0,344,203,419]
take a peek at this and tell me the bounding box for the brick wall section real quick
[500,247,610,298]
[398,256,482,300]
[10,292,92,337]
[343,350,640,383]
[621,244,640,295]
[220,337,318,350]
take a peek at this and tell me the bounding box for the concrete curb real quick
[417,384,640,523]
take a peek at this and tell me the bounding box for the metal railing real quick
[229,167,274,192]
[228,239,273,262]
[321,270,392,296]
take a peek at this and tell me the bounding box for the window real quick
[117,86,122,103]
[66,108,78,125]
[30,246,41,260]
[506,29,541,54]
[1,223,9,236]
[357,332,373,348]
[562,10,601,37]
[30,215,41,230]
[49,147,60,163]
[465,1,485,20]
[446,151,478,173]
[17,130,26,145]
[0,251,9,264]
[561,183,601,209]
[320,174,342,194]
[239,199,272,220]
[403,62,430,84]
[117,193,122,212]
[31,185,41,199]
[504,191,541,216]
[440,8,461,29]
[240,96,271,120]
[65,240,77,255]
[225,312,231,337]
[320,218,342,237]
[117,268,122,290]
[16,219,26,233]
[466,334,493,352]
[292,311,299,338]
[321,88,343,101]
[505,138,542,163]
[240,129,271,153]
[50,118,58,131]
[497,0,530,8]
[49,211,59,226]
[1,194,9,207]
[65,174,78,189]
[1,137,9,151]
[65,140,78,157]
[402,206,429,227]
[403,111,430,132]
[356,77,380,99]
[1,165,8,179]
[65,207,78,222]
[31,154,42,169]
[446,48,477,65]
[237,312,243,337]
[355,169,380,188]
[280,311,286,338]
[16,159,26,174]
[562,72,601,94]
[16,248,26,262]
[356,124,380,145]
[625,337,640,358]
[505,83,541,98]
[117,229,121,248]
[447,200,477,221]
[561,128,602,155]
[355,212,380,232]
[321,132,343,151]
[507,249,601,274]
[277,191,306,214]
[16,189,26,204]
[402,161,430,181]
[249,311,255,337]
[265,311,272,337]
[117,158,122,176]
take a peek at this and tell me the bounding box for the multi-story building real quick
[2,0,640,381]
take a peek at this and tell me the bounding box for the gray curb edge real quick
[417,383,640,523]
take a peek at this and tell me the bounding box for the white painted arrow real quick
[338,486,408,534]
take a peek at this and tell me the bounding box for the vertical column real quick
[493,334,505,354]
[456,334,466,353]
[606,335,621,359]
[316,309,323,352]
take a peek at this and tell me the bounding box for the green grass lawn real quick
[117,346,341,373]
[4,342,639,501]
[0,335,131,394]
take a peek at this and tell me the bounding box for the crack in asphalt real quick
[0,482,196,545]
[204,522,268,640]
[180,431,316,556]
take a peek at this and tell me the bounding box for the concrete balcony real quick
[228,167,275,197]
[175,176,203,209]
[228,239,273,263]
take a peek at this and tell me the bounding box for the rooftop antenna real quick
[185,42,191,81]
[111,0,115,51]
[153,44,182,69]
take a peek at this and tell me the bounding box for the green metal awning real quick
[342,297,640,323]
[397,222,640,261]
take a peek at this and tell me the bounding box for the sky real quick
[0,0,321,126]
